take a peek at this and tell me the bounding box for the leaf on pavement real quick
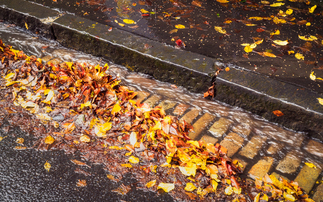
[270,2,284,7]
[16,137,24,144]
[157,183,175,192]
[128,156,139,164]
[273,40,289,46]
[123,19,136,24]
[175,24,185,29]
[273,110,284,117]
[112,184,131,195]
[71,159,91,168]
[298,35,317,41]
[216,0,229,3]
[76,179,87,187]
[286,9,293,15]
[45,135,55,144]
[214,26,227,34]
[318,98,323,105]
[80,134,91,143]
[309,5,317,13]
[44,161,51,172]
[295,53,305,60]
[184,182,197,191]
[179,164,197,177]
[146,179,156,188]
[310,71,316,81]
[305,162,316,168]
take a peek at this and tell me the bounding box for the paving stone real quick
[266,142,283,155]
[313,183,323,202]
[143,95,161,108]
[248,157,274,180]
[232,123,251,137]
[276,151,302,174]
[219,132,244,157]
[188,113,216,140]
[200,135,218,144]
[133,91,150,103]
[233,158,248,172]
[47,58,62,65]
[271,172,290,182]
[158,100,177,111]
[305,140,323,158]
[41,55,54,63]
[173,103,190,116]
[180,108,200,124]
[239,135,267,159]
[208,117,232,138]
[294,163,322,193]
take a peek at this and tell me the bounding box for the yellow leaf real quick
[284,192,296,201]
[179,164,197,177]
[310,71,316,81]
[80,134,91,143]
[255,39,263,45]
[216,0,229,3]
[109,146,124,150]
[309,5,317,13]
[123,19,136,24]
[111,103,121,114]
[270,29,280,35]
[36,113,52,121]
[295,53,305,60]
[270,2,285,7]
[305,162,317,168]
[4,72,15,80]
[45,135,55,144]
[254,193,261,202]
[14,146,27,150]
[273,40,289,46]
[298,35,317,41]
[44,161,51,172]
[25,22,29,30]
[121,163,132,168]
[175,24,185,29]
[224,186,233,195]
[129,156,139,164]
[260,194,269,201]
[245,23,257,26]
[16,138,24,144]
[318,98,323,105]
[184,182,197,191]
[146,180,157,188]
[151,121,161,131]
[286,9,293,15]
[224,20,232,24]
[241,43,250,46]
[288,50,294,55]
[42,90,54,105]
[306,22,311,26]
[244,45,253,53]
[140,9,149,13]
[214,26,227,34]
[80,101,92,110]
[273,17,286,24]
[157,183,175,192]
[248,17,263,21]
[211,180,218,191]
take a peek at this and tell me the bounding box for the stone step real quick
[180,108,200,124]
[219,132,244,157]
[208,117,232,138]
[188,113,216,140]
[248,157,274,180]
[294,163,322,193]
[143,94,161,108]
[239,135,267,159]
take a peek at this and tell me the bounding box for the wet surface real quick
[0,22,322,200]
[23,0,323,94]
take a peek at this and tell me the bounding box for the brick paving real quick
[41,50,323,199]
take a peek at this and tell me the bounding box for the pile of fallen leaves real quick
[0,39,314,201]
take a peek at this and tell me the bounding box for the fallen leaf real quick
[16,137,24,144]
[184,182,197,191]
[25,22,28,30]
[45,135,55,144]
[273,40,289,46]
[123,19,136,24]
[224,186,233,195]
[157,183,175,192]
[175,24,185,29]
[317,98,323,105]
[179,164,197,177]
[295,53,305,60]
[71,159,90,168]
[121,163,132,168]
[225,67,230,72]
[305,162,316,168]
[310,71,316,81]
[76,179,87,187]
[298,35,317,41]
[309,5,317,13]
[128,156,139,164]
[214,26,226,34]
[44,161,51,172]
[270,2,285,7]
[80,134,91,143]
[146,179,156,188]
[112,184,131,195]
[286,9,293,15]
[270,30,280,35]
[216,0,229,3]
[244,45,253,53]
[273,110,284,117]
[111,103,121,114]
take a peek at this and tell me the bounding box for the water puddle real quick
[0,22,321,184]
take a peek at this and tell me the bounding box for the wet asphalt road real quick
[0,117,173,202]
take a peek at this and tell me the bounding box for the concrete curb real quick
[0,0,322,141]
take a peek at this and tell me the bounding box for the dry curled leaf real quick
[76,179,87,187]
[44,161,51,172]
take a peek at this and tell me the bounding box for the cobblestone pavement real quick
[40,48,323,200]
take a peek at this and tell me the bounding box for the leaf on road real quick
[270,29,280,35]
[112,184,131,195]
[318,98,323,105]
[309,5,317,13]
[214,26,226,34]
[71,159,90,168]
[305,162,316,168]
[44,161,51,172]
[295,53,305,60]
[298,35,317,41]
[80,134,91,143]
[121,163,132,168]
[16,137,24,144]
[286,9,293,15]
[216,0,229,3]
[76,179,87,187]
[310,71,316,81]
[157,183,175,192]
[45,135,55,144]
[14,146,27,150]
[146,179,156,188]
[179,164,197,177]
[270,2,284,7]
[184,182,197,191]
[123,19,136,24]
[273,110,284,117]
[273,40,289,46]
[175,24,185,29]
[128,156,139,164]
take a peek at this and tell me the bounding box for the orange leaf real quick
[273,110,284,117]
